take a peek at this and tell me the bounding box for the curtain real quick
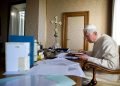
[112,0,120,45]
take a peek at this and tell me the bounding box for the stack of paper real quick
[28,58,85,77]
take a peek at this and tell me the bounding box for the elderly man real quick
[76,24,119,70]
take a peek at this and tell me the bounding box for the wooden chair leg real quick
[87,68,97,86]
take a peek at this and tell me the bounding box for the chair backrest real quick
[83,61,120,86]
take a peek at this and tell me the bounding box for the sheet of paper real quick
[28,58,85,77]
[28,63,68,75]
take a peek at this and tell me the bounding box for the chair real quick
[83,61,120,86]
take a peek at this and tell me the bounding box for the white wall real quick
[25,0,111,50]
[38,0,46,47]
[46,0,110,50]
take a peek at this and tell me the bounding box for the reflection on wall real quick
[9,3,26,36]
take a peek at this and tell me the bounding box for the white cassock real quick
[85,34,120,82]
[88,34,119,69]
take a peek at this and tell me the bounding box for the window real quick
[112,0,120,45]
[9,3,26,36]
[19,11,25,35]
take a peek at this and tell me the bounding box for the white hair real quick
[84,24,97,33]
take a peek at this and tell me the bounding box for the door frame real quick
[61,11,89,50]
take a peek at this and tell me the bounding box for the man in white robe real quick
[76,24,119,70]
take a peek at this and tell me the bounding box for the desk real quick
[32,58,84,86]
[67,59,85,86]
[0,57,84,86]
[68,75,82,86]
[0,75,82,86]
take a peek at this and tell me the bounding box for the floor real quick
[82,72,120,86]
[97,81,120,86]
[82,77,120,86]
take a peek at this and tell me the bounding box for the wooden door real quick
[61,11,89,51]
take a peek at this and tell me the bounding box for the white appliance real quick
[5,42,30,73]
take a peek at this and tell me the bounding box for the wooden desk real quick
[68,75,82,86]
[0,72,5,79]
[0,58,83,86]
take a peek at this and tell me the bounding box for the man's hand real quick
[74,54,89,61]
[78,49,87,54]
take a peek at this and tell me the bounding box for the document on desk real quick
[56,53,79,59]
[28,58,85,77]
